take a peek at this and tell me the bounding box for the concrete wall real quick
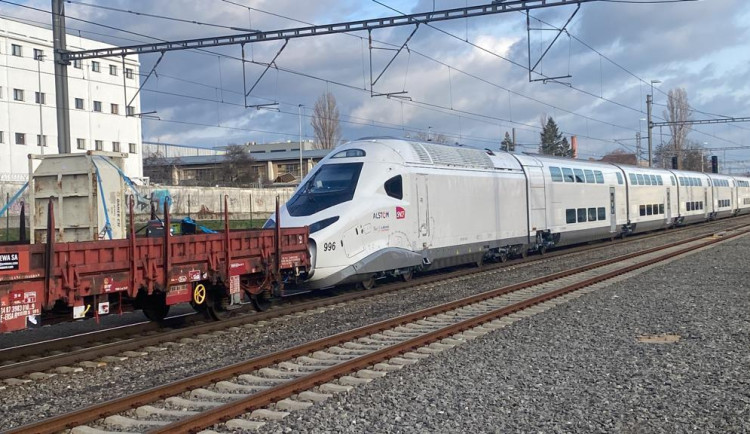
[1,182,296,236]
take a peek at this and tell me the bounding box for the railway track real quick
[1,215,748,383]
[8,223,749,434]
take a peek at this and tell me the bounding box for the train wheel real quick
[359,276,376,290]
[142,293,170,322]
[475,256,484,267]
[499,252,508,263]
[190,283,208,314]
[206,287,234,320]
[539,245,547,255]
[251,292,272,312]
[400,269,413,282]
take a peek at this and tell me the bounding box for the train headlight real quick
[309,216,340,234]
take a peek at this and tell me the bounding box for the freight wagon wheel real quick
[142,293,170,322]
[539,245,547,255]
[206,287,234,321]
[498,252,508,263]
[251,292,272,312]
[358,275,376,290]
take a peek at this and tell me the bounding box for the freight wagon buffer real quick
[0,197,310,332]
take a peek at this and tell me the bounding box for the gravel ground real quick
[0,218,748,430]
[256,233,750,433]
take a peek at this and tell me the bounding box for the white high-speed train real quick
[268,138,750,289]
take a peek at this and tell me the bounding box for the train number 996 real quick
[323,242,336,252]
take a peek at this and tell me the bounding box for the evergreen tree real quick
[500,131,514,152]
[539,117,572,157]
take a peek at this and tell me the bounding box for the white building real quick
[0,17,142,181]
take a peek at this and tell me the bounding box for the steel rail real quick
[8,226,748,434]
[1,217,747,379]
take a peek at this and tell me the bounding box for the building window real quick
[125,68,133,79]
[126,105,135,116]
[37,135,47,147]
[112,141,120,152]
[93,101,102,112]
[129,142,136,154]
[11,44,22,57]
[15,133,25,145]
[109,65,117,76]
[13,89,24,101]
[95,140,103,151]
[111,103,119,114]
[75,98,84,109]
[92,61,100,72]
[35,92,45,104]
[33,48,43,60]
[73,59,82,69]
[77,138,86,150]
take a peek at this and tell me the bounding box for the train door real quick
[609,187,616,233]
[416,174,431,243]
[666,188,672,222]
[526,166,547,230]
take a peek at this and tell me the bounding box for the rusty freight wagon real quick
[0,197,310,333]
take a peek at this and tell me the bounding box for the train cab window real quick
[616,172,623,185]
[286,162,364,216]
[657,175,664,185]
[644,175,651,186]
[594,171,604,184]
[566,209,576,224]
[584,169,595,183]
[574,169,585,183]
[549,167,563,182]
[577,208,587,222]
[384,175,403,200]
[331,148,366,158]
[639,205,646,216]
[588,207,597,221]
[598,207,606,220]
[636,174,645,185]
[629,173,637,185]
[562,168,575,183]
[659,204,664,214]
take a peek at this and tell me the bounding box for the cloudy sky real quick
[4,0,750,171]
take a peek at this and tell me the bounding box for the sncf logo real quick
[396,206,406,219]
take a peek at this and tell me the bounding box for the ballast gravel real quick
[256,234,750,433]
[0,218,748,431]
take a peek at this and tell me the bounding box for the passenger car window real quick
[588,207,597,221]
[597,207,606,220]
[574,169,585,183]
[577,208,587,222]
[639,205,646,216]
[384,175,403,200]
[657,175,663,185]
[549,167,563,182]
[644,175,651,185]
[594,171,604,184]
[629,173,637,185]
[659,204,664,214]
[636,174,645,185]
[671,176,676,186]
[650,175,658,185]
[562,168,575,183]
[566,209,576,224]
[616,172,623,185]
[584,170,595,183]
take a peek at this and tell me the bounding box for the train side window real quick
[577,208,587,222]
[598,207,606,220]
[574,169,585,183]
[562,168,575,183]
[584,169,595,183]
[566,209,576,224]
[384,175,403,200]
[671,176,676,186]
[686,202,692,211]
[652,204,658,214]
[698,178,702,187]
[644,175,652,185]
[679,177,684,186]
[549,167,563,182]
[588,207,597,221]
[629,173,637,185]
[639,205,646,216]
[646,205,653,215]
[700,201,703,210]
[637,174,645,185]
[594,171,604,184]
[659,204,664,214]
[650,175,658,185]
[616,172,623,185]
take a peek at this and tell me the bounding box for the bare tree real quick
[221,144,255,186]
[143,151,179,185]
[663,88,692,169]
[311,91,341,149]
